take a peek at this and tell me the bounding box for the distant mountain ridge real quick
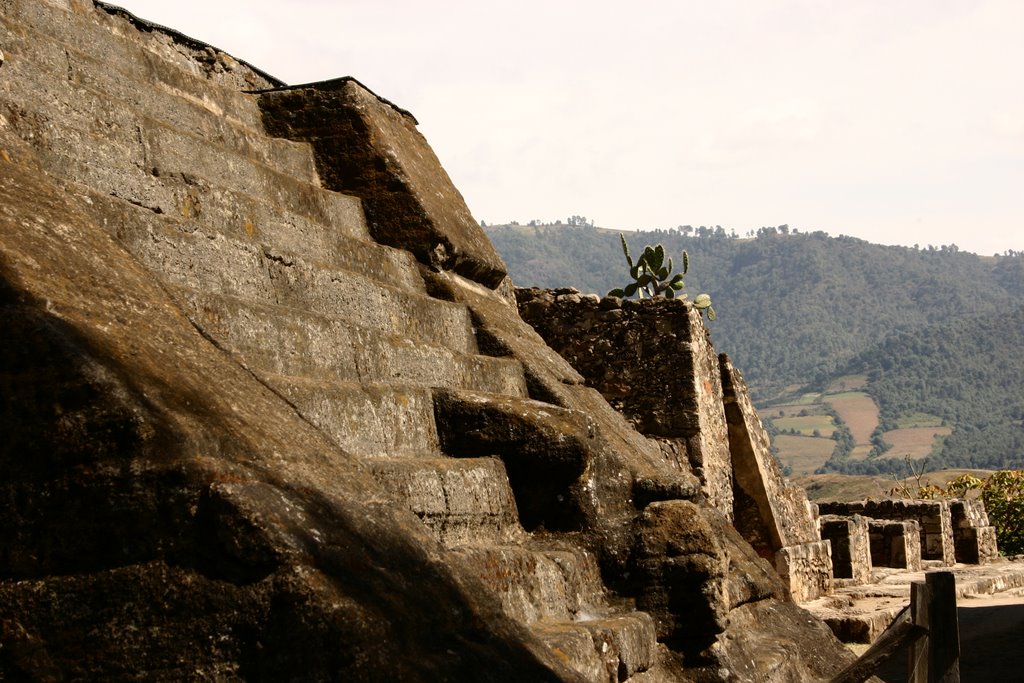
[485,223,1024,471]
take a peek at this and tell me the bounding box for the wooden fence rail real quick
[829,571,960,683]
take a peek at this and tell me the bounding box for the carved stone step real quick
[85,185,411,296]
[2,1,279,117]
[174,290,528,397]
[4,122,348,248]
[9,129,365,254]
[0,21,316,181]
[450,542,608,626]
[532,612,659,683]
[364,458,523,547]
[262,376,441,459]
[120,225,477,354]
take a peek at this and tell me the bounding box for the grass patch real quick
[768,392,823,407]
[795,473,896,502]
[768,404,829,418]
[894,412,945,428]
[774,434,834,476]
[825,392,879,445]
[876,427,952,460]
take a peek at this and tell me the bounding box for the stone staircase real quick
[0,2,658,679]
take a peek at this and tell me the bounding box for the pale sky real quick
[115,1,1023,256]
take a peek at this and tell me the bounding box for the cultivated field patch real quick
[895,412,945,429]
[877,426,951,460]
[773,414,836,437]
[825,374,868,393]
[825,391,879,445]
[775,435,834,475]
[849,444,873,461]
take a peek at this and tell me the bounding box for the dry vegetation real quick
[795,468,995,502]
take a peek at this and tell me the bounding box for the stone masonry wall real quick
[720,356,830,600]
[950,500,999,564]
[516,288,735,519]
[819,500,955,566]
[820,515,873,584]
[517,288,831,601]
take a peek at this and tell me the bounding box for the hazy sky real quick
[115,1,1022,256]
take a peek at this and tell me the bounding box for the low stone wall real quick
[819,499,955,566]
[950,500,999,564]
[867,519,923,571]
[775,541,833,602]
[820,515,872,583]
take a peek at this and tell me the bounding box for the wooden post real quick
[927,571,960,683]
[909,571,960,683]
[909,580,929,683]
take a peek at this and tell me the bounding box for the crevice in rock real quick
[261,246,294,268]
[113,192,163,214]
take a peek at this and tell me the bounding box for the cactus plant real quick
[608,233,716,319]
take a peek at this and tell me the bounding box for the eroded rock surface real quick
[1,2,859,680]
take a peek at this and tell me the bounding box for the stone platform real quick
[803,557,1024,643]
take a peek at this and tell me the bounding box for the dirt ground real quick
[868,588,1024,682]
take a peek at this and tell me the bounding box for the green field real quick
[895,412,945,428]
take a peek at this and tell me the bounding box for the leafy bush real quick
[945,471,1024,555]
[891,467,1024,555]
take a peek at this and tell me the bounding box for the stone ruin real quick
[818,498,999,578]
[0,0,981,680]
[516,290,833,603]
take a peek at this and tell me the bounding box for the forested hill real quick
[485,223,1024,470]
[844,305,1024,470]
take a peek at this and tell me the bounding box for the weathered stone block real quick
[577,612,658,680]
[365,457,522,547]
[775,540,833,602]
[950,499,999,563]
[820,514,872,583]
[954,525,1000,565]
[867,519,923,570]
[265,378,441,459]
[516,289,733,519]
[635,500,785,647]
[450,544,610,626]
[258,79,508,288]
